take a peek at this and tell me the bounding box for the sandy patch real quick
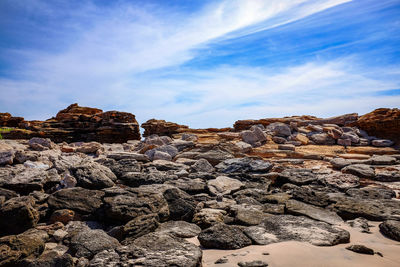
[187,221,400,267]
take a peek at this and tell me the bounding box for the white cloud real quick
[5,0,397,129]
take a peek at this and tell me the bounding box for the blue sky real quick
[0,0,399,128]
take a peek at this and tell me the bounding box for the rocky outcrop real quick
[0,113,25,127]
[1,107,400,266]
[234,113,358,131]
[141,119,189,137]
[2,103,141,143]
[355,108,400,144]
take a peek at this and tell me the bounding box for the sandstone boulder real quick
[355,108,400,144]
[198,223,252,249]
[141,119,189,137]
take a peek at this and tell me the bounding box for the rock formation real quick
[1,104,141,143]
[141,119,189,137]
[0,106,399,266]
[355,108,400,144]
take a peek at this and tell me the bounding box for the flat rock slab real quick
[156,220,201,238]
[318,172,359,190]
[276,169,317,186]
[207,176,244,196]
[90,232,202,267]
[251,215,350,246]
[215,158,273,174]
[342,164,375,178]
[285,199,343,225]
[330,196,400,221]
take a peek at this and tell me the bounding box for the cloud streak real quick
[0,0,398,128]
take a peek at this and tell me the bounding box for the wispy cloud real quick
[0,0,398,128]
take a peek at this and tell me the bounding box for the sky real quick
[0,0,399,128]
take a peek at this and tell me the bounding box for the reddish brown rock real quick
[0,113,25,127]
[1,104,141,143]
[55,103,102,121]
[141,119,189,137]
[233,113,358,131]
[355,108,400,144]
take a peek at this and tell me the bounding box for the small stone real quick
[278,144,295,151]
[53,229,68,242]
[215,258,228,264]
[372,139,394,147]
[346,244,374,255]
[238,260,269,267]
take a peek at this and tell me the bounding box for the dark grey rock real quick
[122,214,159,242]
[342,164,375,178]
[379,220,400,241]
[285,199,343,224]
[192,158,215,173]
[346,244,374,255]
[116,232,202,267]
[238,260,269,267]
[71,161,116,189]
[70,229,120,259]
[259,215,350,246]
[276,169,317,186]
[215,158,273,174]
[48,187,104,215]
[346,187,395,199]
[198,223,252,249]
[103,187,169,224]
[0,196,39,236]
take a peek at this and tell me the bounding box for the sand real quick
[187,222,400,267]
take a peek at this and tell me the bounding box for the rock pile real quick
[0,106,399,266]
[1,104,140,143]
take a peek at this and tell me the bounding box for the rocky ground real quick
[0,105,399,266]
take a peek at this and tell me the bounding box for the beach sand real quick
[187,222,400,267]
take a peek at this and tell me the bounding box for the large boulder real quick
[330,196,400,220]
[0,231,45,266]
[122,214,160,242]
[48,187,105,215]
[207,176,244,196]
[241,126,267,147]
[342,164,375,178]
[266,122,291,137]
[70,229,120,259]
[276,168,317,186]
[0,143,14,165]
[285,199,343,225]
[318,172,359,190]
[90,232,202,267]
[103,187,169,224]
[198,223,252,249]
[355,108,400,144]
[0,196,39,236]
[252,215,350,246]
[71,161,116,189]
[0,167,61,194]
[379,220,400,241]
